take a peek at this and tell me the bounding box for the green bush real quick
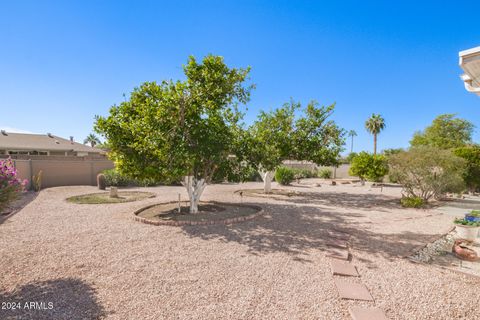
[454,218,480,227]
[291,168,317,180]
[103,169,133,186]
[102,169,168,186]
[453,146,480,192]
[318,168,332,179]
[345,152,358,164]
[275,167,294,185]
[400,196,424,208]
[469,210,480,217]
[387,171,400,184]
[349,152,388,182]
[389,147,466,201]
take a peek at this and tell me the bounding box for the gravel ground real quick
[1,180,479,319]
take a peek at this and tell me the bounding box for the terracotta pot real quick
[452,240,479,261]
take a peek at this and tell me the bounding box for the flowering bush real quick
[0,158,27,212]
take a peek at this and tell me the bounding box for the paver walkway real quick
[328,230,389,319]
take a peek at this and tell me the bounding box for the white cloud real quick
[0,126,36,134]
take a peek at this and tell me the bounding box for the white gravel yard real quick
[1,181,479,320]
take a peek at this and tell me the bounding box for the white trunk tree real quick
[259,170,274,193]
[182,176,207,213]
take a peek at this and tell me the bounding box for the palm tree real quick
[348,130,357,153]
[84,133,100,147]
[365,114,385,156]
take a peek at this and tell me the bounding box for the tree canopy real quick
[244,100,344,192]
[246,100,344,171]
[410,114,474,149]
[94,55,253,212]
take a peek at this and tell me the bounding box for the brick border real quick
[133,201,264,226]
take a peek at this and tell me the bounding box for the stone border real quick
[133,201,264,226]
[66,191,156,204]
[404,226,480,279]
[402,226,455,259]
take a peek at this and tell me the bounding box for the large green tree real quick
[410,114,474,149]
[95,55,253,213]
[365,113,385,156]
[246,100,344,192]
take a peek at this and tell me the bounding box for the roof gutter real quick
[459,46,480,96]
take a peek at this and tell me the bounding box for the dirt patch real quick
[135,201,262,224]
[66,191,155,204]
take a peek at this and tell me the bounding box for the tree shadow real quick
[181,201,443,265]
[243,190,402,212]
[0,278,107,320]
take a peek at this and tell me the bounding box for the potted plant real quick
[454,218,480,241]
[465,210,480,223]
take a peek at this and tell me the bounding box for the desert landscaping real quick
[1,180,480,319]
[2,4,480,318]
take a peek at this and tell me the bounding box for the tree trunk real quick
[373,133,377,156]
[351,136,354,153]
[260,170,274,193]
[183,176,206,214]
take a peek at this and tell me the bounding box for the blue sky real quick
[1,1,479,154]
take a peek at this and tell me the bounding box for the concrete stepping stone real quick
[326,247,349,260]
[349,307,388,320]
[327,230,351,241]
[334,279,374,301]
[326,239,348,249]
[330,260,359,277]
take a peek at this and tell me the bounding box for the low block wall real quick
[282,161,353,179]
[10,158,114,189]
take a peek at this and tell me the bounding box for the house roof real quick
[459,46,480,96]
[0,132,105,153]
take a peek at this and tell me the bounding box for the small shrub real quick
[275,167,294,185]
[469,210,480,217]
[97,173,107,190]
[32,170,42,191]
[387,171,400,184]
[454,218,480,227]
[102,168,162,187]
[349,152,388,182]
[318,168,332,179]
[102,169,135,187]
[291,168,316,182]
[400,196,424,208]
[0,157,27,211]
